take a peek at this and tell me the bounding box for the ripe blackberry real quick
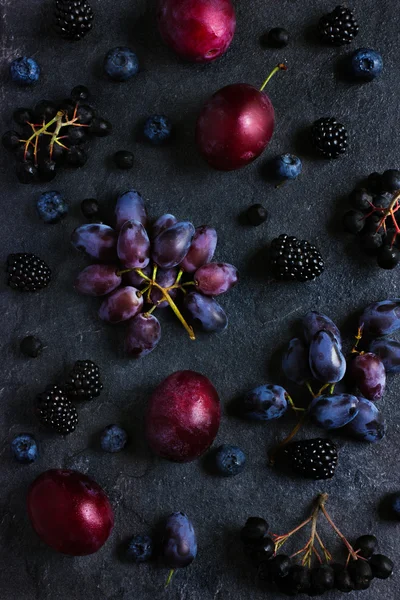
[65,359,103,401]
[270,234,324,282]
[36,385,78,434]
[312,117,348,159]
[319,6,359,46]
[6,253,51,292]
[54,0,94,41]
[283,438,338,480]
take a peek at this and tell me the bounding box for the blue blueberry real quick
[100,424,128,453]
[309,393,359,430]
[214,444,246,477]
[273,154,302,180]
[11,434,38,463]
[243,384,288,421]
[104,47,139,82]
[126,534,153,562]
[36,191,68,224]
[143,115,172,145]
[350,48,383,81]
[10,57,40,86]
[162,512,197,569]
[390,493,400,519]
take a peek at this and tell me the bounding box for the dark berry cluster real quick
[318,5,359,46]
[343,170,400,269]
[270,234,324,282]
[53,0,94,41]
[6,253,51,292]
[282,438,338,480]
[312,117,348,159]
[2,85,111,184]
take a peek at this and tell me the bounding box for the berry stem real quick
[320,503,359,560]
[315,531,332,563]
[302,494,326,567]
[259,63,287,91]
[269,413,307,465]
[272,516,313,551]
[165,569,175,587]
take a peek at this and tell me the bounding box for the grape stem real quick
[259,63,287,92]
[268,412,307,465]
[165,569,175,588]
[351,324,364,354]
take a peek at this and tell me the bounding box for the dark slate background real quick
[1,0,399,598]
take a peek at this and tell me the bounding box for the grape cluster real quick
[72,191,238,358]
[1,85,111,184]
[343,170,400,269]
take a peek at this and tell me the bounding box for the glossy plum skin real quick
[145,370,221,462]
[117,220,150,269]
[242,384,288,421]
[347,397,386,442]
[152,221,195,268]
[98,286,143,323]
[348,353,386,401]
[194,262,238,295]
[151,213,177,239]
[162,512,197,569]
[184,291,228,333]
[360,299,400,337]
[123,264,152,288]
[114,190,147,231]
[309,394,359,429]
[27,469,114,556]
[124,314,161,358]
[282,338,312,385]
[303,311,342,348]
[157,0,236,63]
[71,224,117,261]
[180,226,217,273]
[309,331,346,383]
[196,84,275,171]
[74,264,121,296]
[370,338,400,373]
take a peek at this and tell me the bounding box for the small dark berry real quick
[20,336,44,358]
[377,245,400,269]
[369,554,394,579]
[81,198,99,219]
[354,534,377,559]
[349,187,373,211]
[267,27,289,48]
[247,203,268,226]
[348,559,373,590]
[71,85,90,103]
[343,210,365,233]
[114,150,134,170]
[240,517,269,544]
[382,169,400,192]
[244,537,275,565]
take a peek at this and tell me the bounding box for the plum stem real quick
[268,412,307,465]
[165,569,175,587]
[259,63,287,92]
[286,393,306,412]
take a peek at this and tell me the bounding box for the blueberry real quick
[126,534,153,563]
[350,48,383,81]
[273,153,302,180]
[11,434,38,463]
[100,424,128,453]
[104,47,139,81]
[143,115,173,145]
[214,444,246,476]
[36,191,68,224]
[10,57,40,86]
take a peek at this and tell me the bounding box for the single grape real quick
[152,221,195,268]
[184,292,227,333]
[370,337,400,373]
[242,384,288,421]
[149,268,177,308]
[123,264,152,288]
[151,214,177,239]
[347,397,386,442]
[309,393,359,429]
[282,338,312,385]
[180,226,218,273]
[303,311,342,348]
[74,264,121,296]
[309,331,346,383]
[98,286,143,323]
[114,189,147,231]
[360,299,400,337]
[348,352,386,401]
[162,512,197,569]
[117,220,150,269]
[124,313,161,358]
[194,262,238,296]
[71,224,118,261]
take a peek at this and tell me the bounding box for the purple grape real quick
[98,286,143,323]
[242,384,288,421]
[360,299,400,337]
[152,221,195,268]
[180,226,218,273]
[194,262,238,296]
[114,190,147,231]
[348,353,386,401]
[117,219,150,269]
[309,331,346,383]
[309,394,359,429]
[150,268,177,308]
[282,338,312,385]
[124,313,161,358]
[303,311,342,348]
[184,292,227,333]
[162,512,197,569]
[71,224,117,261]
[123,264,152,288]
[370,338,400,373]
[151,214,177,238]
[347,397,386,442]
[74,264,121,296]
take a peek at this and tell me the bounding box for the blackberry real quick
[36,385,78,434]
[65,359,103,401]
[318,6,359,46]
[54,0,94,41]
[6,253,51,292]
[283,438,338,480]
[312,117,348,159]
[270,234,324,282]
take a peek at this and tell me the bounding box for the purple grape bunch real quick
[71,190,238,357]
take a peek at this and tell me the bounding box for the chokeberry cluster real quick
[71,191,238,358]
[2,85,111,184]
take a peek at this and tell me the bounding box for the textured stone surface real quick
[0,0,399,598]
